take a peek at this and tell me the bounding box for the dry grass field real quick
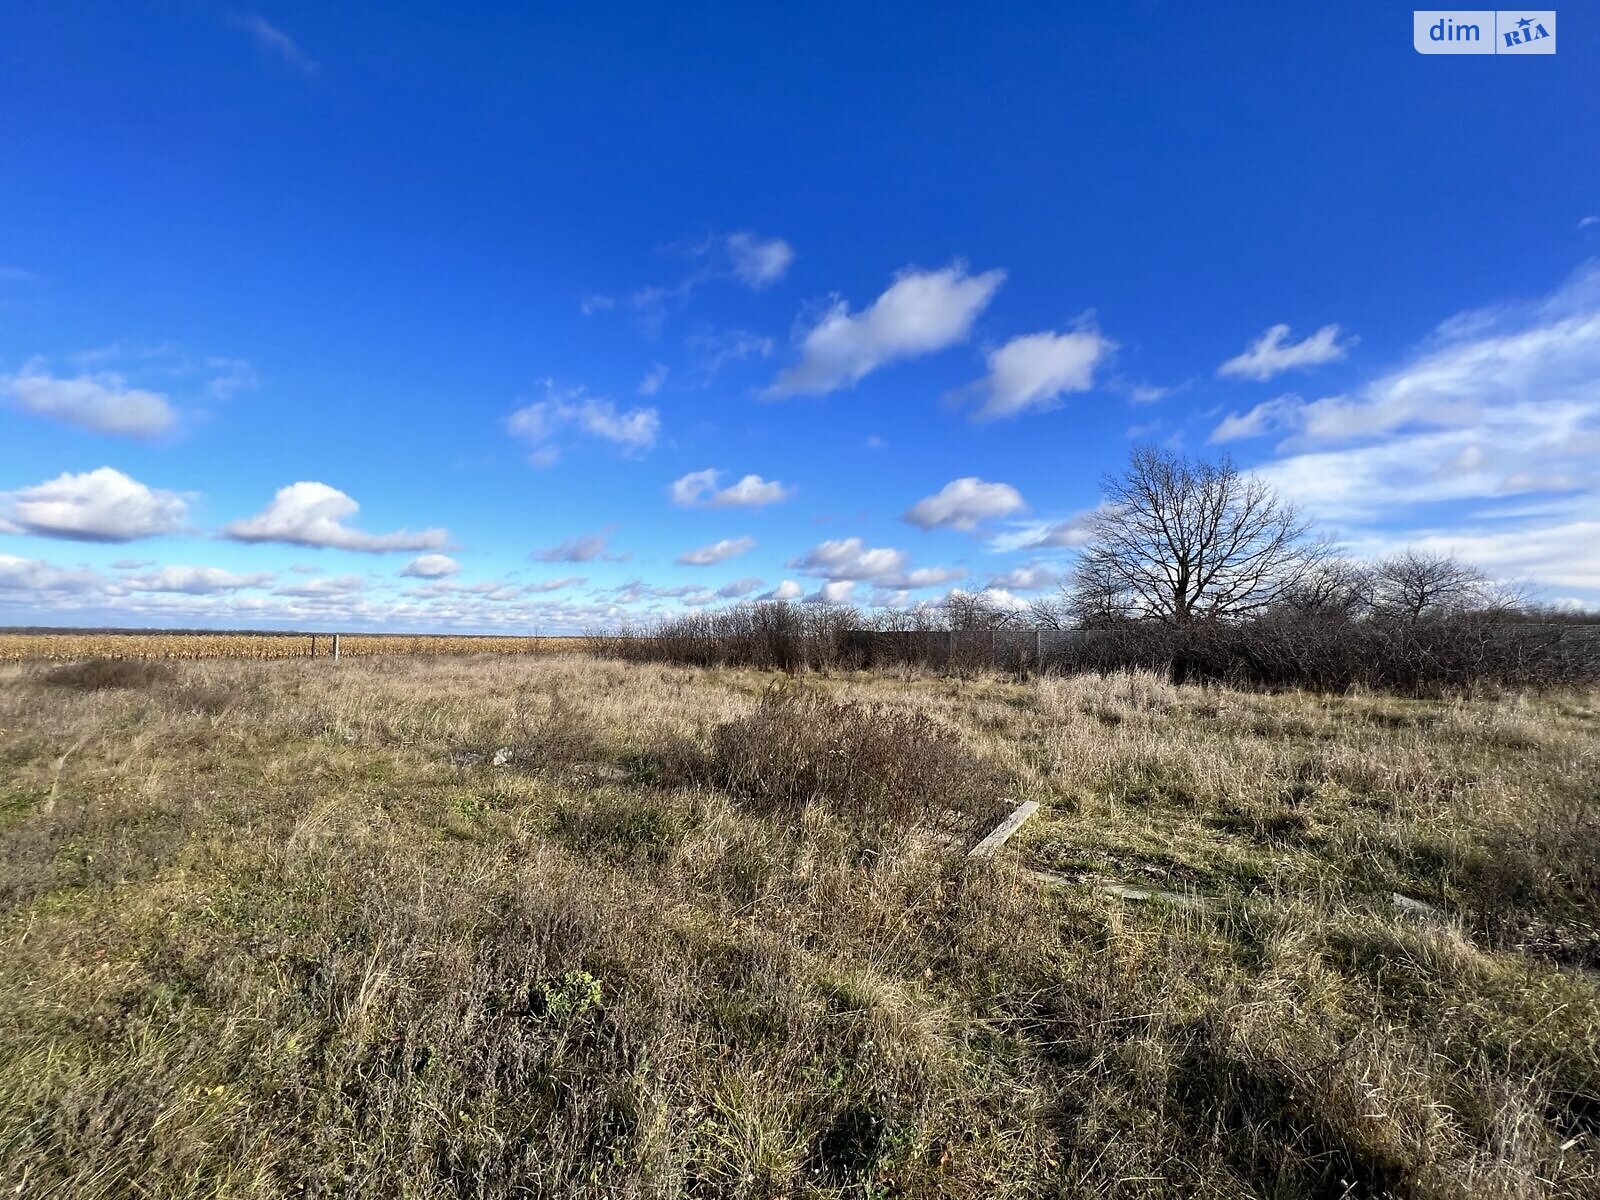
[0,632,583,662]
[1,653,1597,1198]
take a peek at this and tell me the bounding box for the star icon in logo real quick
[1517,16,1533,29]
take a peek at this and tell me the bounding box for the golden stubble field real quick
[0,631,587,661]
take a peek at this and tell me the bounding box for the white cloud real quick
[962,328,1113,419]
[5,364,178,438]
[225,482,449,552]
[669,468,793,508]
[805,580,857,605]
[507,385,660,460]
[400,554,460,579]
[637,364,669,396]
[1223,265,1600,598]
[1580,216,1600,231]
[716,577,764,599]
[406,579,526,602]
[0,554,104,594]
[524,576,585,593]
[765,264,1005,398]
[899,566,967,588]
[232,13,317,72]
[788,537,961,589]
[580,294,615,315]
[677,536,756,566]
[989,512,1097,553]
[946,585,1030,613]
[274,574,368,599]
[1209,394,1302,443]
[903,477,1025,531]
[532,532,622,563]
[123,566,275,595]
[725,232,795,290]
[761,580,804,600]
[1128,382,1171,405]
[987,564,1068,591]
[205,357,259,401]
[688,329,775,379]
[1219,323,1352,381]
[2,468,188,542]
[790,537,908,581]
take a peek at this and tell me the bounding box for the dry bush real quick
[39,657,175,691]
[710,686,1011,838]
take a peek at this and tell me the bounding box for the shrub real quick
[40,658,174,692]
[709,686,1010,837]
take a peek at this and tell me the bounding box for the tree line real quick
[598,448,1596,692]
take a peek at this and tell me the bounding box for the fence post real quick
[332,633,340,662]
[310,634,316,659]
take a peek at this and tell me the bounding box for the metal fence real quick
[843,624,1600,674]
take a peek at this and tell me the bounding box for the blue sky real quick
[2,2,1598,632]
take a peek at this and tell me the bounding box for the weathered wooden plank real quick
[968,800,1040,858]
[1026,868,1209,910]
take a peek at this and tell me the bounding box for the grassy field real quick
[1,655,1597,1198]
[0,632,584,662]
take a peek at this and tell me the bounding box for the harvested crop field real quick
[1,654,1597,1198]
[0,631,585,662]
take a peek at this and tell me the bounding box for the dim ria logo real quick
[1414,10,1555,53]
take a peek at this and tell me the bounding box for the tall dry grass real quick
[0,654,1596,1197]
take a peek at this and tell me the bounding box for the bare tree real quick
[1027,593,1070,629]
[1069,447,1325,625]
[943,590,1019,630]
[1369,550,1489,621]
[1275,554,1373,618]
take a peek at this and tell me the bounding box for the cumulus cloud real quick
[903,477,1025,531]
[716,577,764,599]
[1218,323,1352,381]
[0,554,104,594]
[961,328,1114,419]
[761,580,804,600]
[765,264,1005,398]
[5,364,178,438]
[2,468,188,542]
[532,532,623,563]
[506,385,660,462]
[805,580,857,605]
[122,566,275,595]
[677,536,757,566]
[225,482,449,552]
[669,469,794,508]
[788,537,962,589]
[400,554,460,579]
[790,537,908,581]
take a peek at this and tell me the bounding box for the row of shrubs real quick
[592,601,1600,693]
